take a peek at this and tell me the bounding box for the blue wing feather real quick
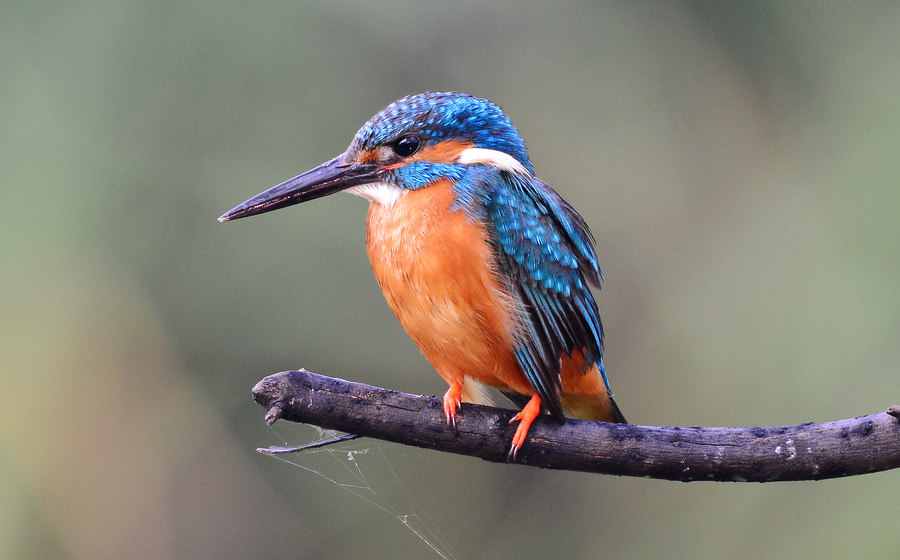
[484,173,608,422]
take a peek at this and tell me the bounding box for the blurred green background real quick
[2,1,899,559]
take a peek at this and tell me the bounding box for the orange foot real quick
[508,393,542,461]
[442,381,463,428]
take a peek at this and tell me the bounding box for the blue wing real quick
[486,174,608,422]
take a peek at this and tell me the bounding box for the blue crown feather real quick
[353,92,534,175]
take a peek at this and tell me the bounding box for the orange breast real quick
[364,179,533,395]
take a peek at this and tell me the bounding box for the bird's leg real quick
[442,381,463,428]
[507,393,542,460]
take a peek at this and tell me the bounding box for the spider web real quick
[263,425,461,560]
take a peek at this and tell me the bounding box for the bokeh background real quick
[3,2,899,559]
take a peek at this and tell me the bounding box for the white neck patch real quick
[457,147,531,176]
[345,182,405,207]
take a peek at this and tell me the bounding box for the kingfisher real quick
[220,92,626,458]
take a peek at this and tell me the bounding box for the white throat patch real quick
[345,182,405,207]
[457,147,531,176]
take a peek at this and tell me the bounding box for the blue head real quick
[351,92,533,175]
[218,92,534,219]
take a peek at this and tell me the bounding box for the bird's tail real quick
[558,357,628,424]
[606,394,627,424]
[561,389,627,424]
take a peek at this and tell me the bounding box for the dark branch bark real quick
[252,369,900,482]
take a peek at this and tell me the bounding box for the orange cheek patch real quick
[357,139,474,167]
[408,139,474,164]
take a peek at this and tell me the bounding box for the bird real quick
[219,92,626,459]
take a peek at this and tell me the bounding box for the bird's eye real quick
[392,135,420,158]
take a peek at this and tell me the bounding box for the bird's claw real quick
[443,397,461,428]
[506,443,521,462]
[506,393,542,461]
[442,381,463,429]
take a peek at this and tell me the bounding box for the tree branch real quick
[252,369,900,482]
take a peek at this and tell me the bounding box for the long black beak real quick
[218,154,379,222]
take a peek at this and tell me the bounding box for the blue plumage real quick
[486,173,609,420]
